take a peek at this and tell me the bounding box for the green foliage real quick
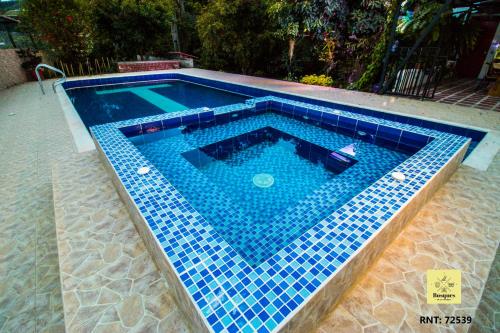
[16,48,42,71]
[18,0,481,90]
[350,0,399,91]
[90,0,175,60]
[0,0,21,15]
[20,0,175,61]
[267,0,350,76]
[333,0,388,84]
[267,0,350,40]
[350,9,386,36]
[397,1,479,57]
[173,0,203,54]
[397,2,443,38]
[350,0,481,91]
[266,0,300,40]
[300,74,333,87]
[19,0,92,62]
[196,0,281,75]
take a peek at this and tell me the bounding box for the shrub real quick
[300,74,334,87]
[20,0,92,62]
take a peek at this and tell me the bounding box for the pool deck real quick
[0,68,499,333]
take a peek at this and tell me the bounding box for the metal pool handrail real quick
[35,64,66,94]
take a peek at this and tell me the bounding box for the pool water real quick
[132,112,410,267]
[66,80,249,129]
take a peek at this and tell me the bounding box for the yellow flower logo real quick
[427,270,461,304]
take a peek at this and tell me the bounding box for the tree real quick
[338,0,389,85]
[267,0,302,78]
[19,0,92,62]
[397,0,479,58]
[90,0,175,60]
[267,0,349,78]
[196,0,280,75]
[170,0,206,55]
[350,0,400,90]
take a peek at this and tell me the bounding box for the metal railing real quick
[378,0,452,99]
[381,47,446,99]
[35,63,66,94]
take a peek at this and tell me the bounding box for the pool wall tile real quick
[355,120,378,136]
[142,120,162,134]
[83,77,472,333]
[181,113,200,126]
[320,112,340,127]
[307,109,322,122]
[199,110,216,123]
[120,124,142,137]
[94,141,212,333]
[284,137,467,333]
[401,131,430,149]
[162,117,182,129]
[377,125,402,143]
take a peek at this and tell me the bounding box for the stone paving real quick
[0,82,71,332]
[52,152,189,333]
[470,247,500,333]
[315,153,500,333]
[0,72,499,333]
[433,79,500,112]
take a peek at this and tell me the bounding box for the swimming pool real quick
[88,77,471,332]
[66,80,249,129]
[131,112,411,268]
[63,73,485,156]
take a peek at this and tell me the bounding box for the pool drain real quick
[253,173,274,188]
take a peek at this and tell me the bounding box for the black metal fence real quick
[381,47,446,100]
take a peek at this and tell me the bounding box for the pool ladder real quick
[35,64,66,94]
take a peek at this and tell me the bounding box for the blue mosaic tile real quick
[89,89,470,333]
[59,74,484,332]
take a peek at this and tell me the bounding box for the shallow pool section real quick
[65,80,249,129]
[132,114,409,267]
[91,96,470,333]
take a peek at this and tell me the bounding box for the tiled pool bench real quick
[91,96,470,333]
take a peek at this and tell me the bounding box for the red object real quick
[456,19,499,78]
[168,52,198,59]
[66,15,73,23]
[29,69,44,81]
[117,60,181,73]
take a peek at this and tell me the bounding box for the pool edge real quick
[92,116,470,333]
[276,139,469,332]
[56,85,96,153]
[93,137,213,333]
